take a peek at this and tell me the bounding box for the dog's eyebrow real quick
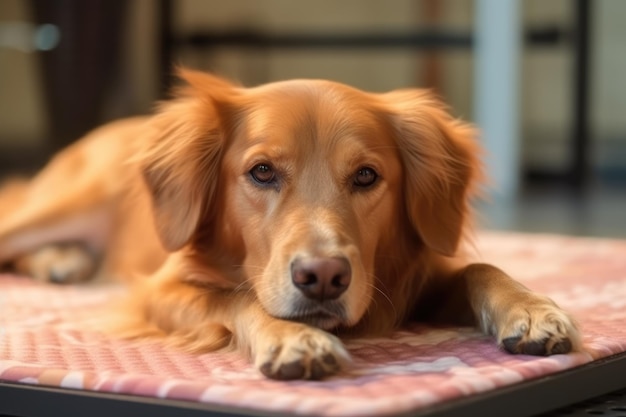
[241,142,292,167]
[245,136,271,147]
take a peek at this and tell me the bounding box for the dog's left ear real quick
[381,89,481,256]
[140,69,240,251]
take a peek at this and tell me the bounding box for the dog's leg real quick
[0,190,111,283]
[0,201,110,261]
[0,152,113,281]
[435,263,581,355]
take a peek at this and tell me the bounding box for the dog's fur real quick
[0,69,580,380]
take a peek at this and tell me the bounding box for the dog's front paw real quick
[255,323,350,380]
[496,296,581,356]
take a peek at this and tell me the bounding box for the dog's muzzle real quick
[284,255,352,329]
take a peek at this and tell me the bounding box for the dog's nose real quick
[291,256,351,301]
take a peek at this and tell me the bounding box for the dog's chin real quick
[289,311,343,330]
[278,301,350,330]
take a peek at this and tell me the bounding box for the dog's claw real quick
[503,335,573,356]
[552,339,573,354]
[262,360,306,380]
[502,336,523,353]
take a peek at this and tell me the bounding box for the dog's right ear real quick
[380,89,481,256]
[140,69,240,251]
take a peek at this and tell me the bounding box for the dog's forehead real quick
[250,78,358,101]
[243,80,390,149]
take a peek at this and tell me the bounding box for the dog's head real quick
[141,69,479,331]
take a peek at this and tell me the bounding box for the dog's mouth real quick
[283,302,348,330]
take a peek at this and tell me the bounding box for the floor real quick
[540,389,626,417]
[477,183,626,239]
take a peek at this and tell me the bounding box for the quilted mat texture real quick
[1,232,625,416]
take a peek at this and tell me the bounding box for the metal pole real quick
[474,0,522,199]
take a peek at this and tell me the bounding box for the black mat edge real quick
[407,351,626,417]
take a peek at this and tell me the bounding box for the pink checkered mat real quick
[1,232,625,416]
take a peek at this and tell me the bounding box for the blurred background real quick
[0,0,625,237]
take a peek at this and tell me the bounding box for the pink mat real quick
[1,232,625,416]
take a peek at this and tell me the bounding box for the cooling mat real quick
[1,232,625,416]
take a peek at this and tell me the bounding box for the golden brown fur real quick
[0,69,580,380]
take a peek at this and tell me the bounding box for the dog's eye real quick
[353,167,378,188]
[249,163,276,185]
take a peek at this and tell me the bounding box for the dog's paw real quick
[496,296,581,356]
[255,324,350,380]
[14,243,98,284]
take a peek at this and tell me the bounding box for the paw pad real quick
[502,336,573,356]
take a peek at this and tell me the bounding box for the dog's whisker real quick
[232,264,265,272]
[364,274,398,318]
[228,264,267,293]
[232,274,260,293]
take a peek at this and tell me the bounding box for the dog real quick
[0,68,580,380]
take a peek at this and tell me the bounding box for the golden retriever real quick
[0,69,580,380]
